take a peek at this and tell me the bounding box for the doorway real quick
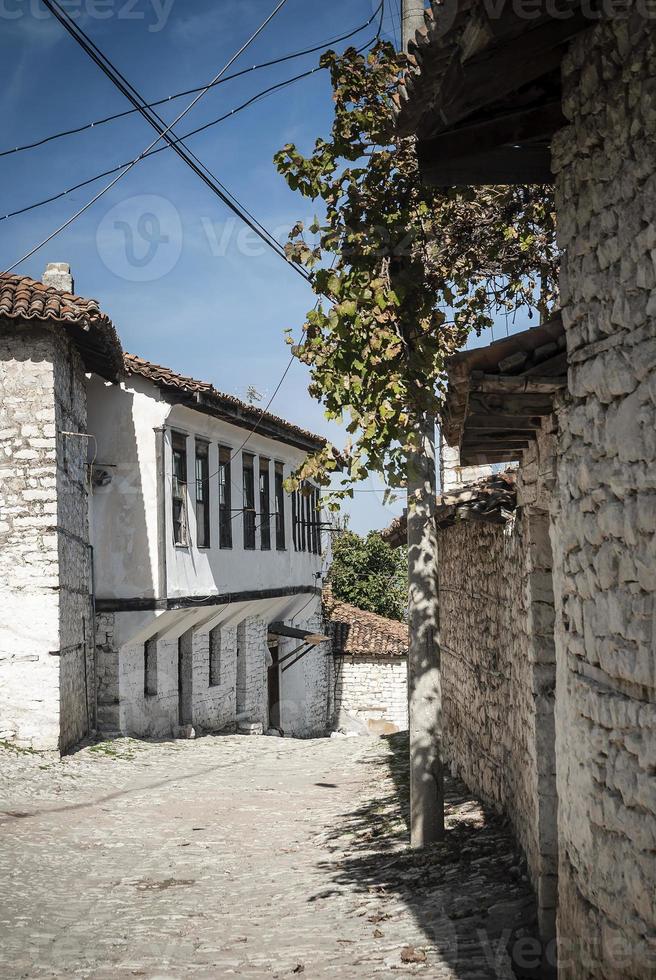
[267,641,280,730]
[178,632,193,727]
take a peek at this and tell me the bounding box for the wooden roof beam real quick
[469,373,566,394]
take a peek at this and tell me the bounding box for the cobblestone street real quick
[0,734,542,979]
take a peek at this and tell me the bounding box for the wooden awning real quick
[395,0,591,184]
[267,623,329,646]
[443,313,566,464]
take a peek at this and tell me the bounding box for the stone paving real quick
[0,733,544,979]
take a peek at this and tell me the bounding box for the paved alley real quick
[0,734,542,979]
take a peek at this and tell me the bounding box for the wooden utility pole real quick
[402,0,445,849]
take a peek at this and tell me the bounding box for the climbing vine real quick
[275,42,557,501]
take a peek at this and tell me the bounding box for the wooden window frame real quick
[171,431,188,547]
[274,461,286,551]
[259,457,271,551]
[218,445,233,549]
[242,452,256,550]
[195,439,211,549]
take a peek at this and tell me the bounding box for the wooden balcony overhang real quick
[443,313,566,465]
[395,0,592,184]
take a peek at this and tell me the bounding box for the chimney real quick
[439,431,494,493]
[43,262,74,294]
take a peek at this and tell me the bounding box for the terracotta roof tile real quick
[0,273,123,381]
[381,469,517,547]
[124,353,325,452]
[323,587,408,659]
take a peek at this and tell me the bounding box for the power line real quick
[0,2,383,160]
[3,0,300,278]
[0,62,323,223]
[1,11,384,226]
[41,0,298,270]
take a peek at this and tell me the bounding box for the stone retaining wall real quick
[332,657,408,734]
[551,17,656,977]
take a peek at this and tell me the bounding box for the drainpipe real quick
[402,0,426,51]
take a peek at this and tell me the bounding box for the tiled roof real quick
[124,353,326,452]
[0,273,123,382]
[381,470,518,547]
[324,587,408,659]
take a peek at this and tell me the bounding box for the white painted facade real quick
[87,372,330,740]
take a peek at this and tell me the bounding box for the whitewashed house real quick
[89,354,330,741]
[1,265,330,751]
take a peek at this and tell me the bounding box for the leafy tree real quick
[328,529,408,622]
[275,42,557,498]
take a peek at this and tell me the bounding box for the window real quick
[242,453,256,550]
[219,446,232,549]
[195,440,210,548]
[209,627,221,687]
[144,638,158,697]
[259,457,271,551]
[292,483,322,554]
[275,461,286,551]
[292,488,298,550]
[313,486,322,554]
[300,491,307,552]
[172,432,188,545]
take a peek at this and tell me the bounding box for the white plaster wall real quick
[277,598,330,737]
[332,657,408,734]
[87,378,324,603]
[87,375,168,601]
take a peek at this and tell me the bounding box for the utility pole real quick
[402,0,445,849]
[401,0,426,51]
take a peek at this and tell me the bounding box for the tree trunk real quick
[406,417,444,847]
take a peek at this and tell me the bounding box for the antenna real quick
[246,385,264,404]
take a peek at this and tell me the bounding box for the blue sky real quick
[0,0,528,534]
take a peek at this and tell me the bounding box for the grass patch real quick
[0,739,40,755]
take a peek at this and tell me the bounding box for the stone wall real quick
[550,16,656,977]
[332,656,408,734]
[192,625,238,733]
[0,325,91,752]
[236,617,268,728]
[55,331,92,752]
[439,474,558,941]
[278,604,331,737]
[97,614,265,738]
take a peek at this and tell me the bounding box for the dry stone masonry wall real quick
[332,657,408,735]
[0,325,90,752]
[439,488,558,943]
[551,16,656,978]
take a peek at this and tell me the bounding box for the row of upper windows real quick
[170,431,322,555]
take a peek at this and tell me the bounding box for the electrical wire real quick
[1,26,381,225]
[31,0,304,278]
[3,0,293,276]
[0,1,383,160]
